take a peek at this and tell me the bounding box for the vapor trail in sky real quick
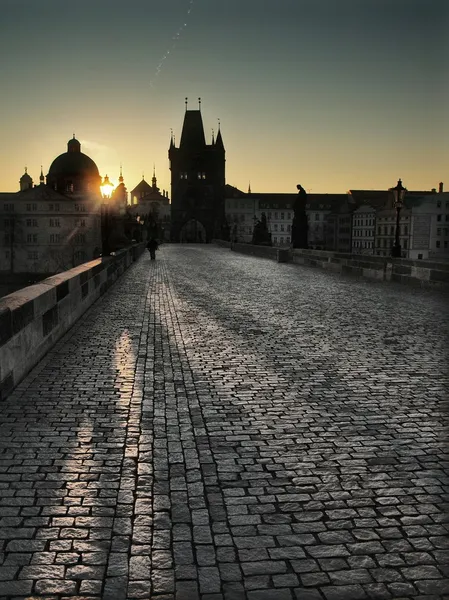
[149,0,194,88]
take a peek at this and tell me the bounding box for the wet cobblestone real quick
[0,245,448,599]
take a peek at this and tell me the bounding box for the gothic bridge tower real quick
[169,99,226,242]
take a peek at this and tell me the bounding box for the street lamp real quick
[390,178,407,258]
[101,175,114,256]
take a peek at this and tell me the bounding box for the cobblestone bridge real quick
[1,245,448,600]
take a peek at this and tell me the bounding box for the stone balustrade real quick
[0,243,146,400]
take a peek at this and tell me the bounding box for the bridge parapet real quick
[0,243,146,400]
[212,240,449,288]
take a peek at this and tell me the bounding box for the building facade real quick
[169,105,226,242]
[129,169,171,242]
[0,138,103,275]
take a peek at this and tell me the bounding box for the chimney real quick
[431,188,437,193]
[439,182,444,193]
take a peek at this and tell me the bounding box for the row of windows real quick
[3,203,85,213]
[353,230,374,237]
[436,201,449,209]
[353,241,374,248]
[354,219,374,227]
[179,172,207,180]
[375,239,409,249]
[436,241,448,249]
[4,233,86,244]
[3,218,87,228]
[377,225,409,236]
[272,236,290,244]
[437,214,449,222]
[436,228,449,236]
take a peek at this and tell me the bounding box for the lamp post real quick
[390,178,407,258]
[101,175,114,256]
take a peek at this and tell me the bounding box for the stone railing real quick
[212,241,449,288]
[0,243,146,400]
[212,240,289,262]
[292,249,449,287]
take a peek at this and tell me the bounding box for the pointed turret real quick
[248,182,252,194]
[39,166,45,185]
[179,110,206,150]
[215,123,224,151]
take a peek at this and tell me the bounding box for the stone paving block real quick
[0,247,448,599]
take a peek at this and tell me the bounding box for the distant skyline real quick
[0,0,447,195]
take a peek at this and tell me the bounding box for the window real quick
[287,225,291,232]
[55,204,60,211]
[281,213,284,220]
[286,237,290,243]
[404,225,408,235]
[75,234,86,244]
[315,214,319,221]
[377,226,381,235]
[437,214,442,221]
[445,229,448,237]
[49,218,60,227]
[26,219,32,227]
[437,228,441,236]
[50,234,61,243]
[280,237,284,244]
[446,202,449,210]
[274,212,278,219]
[27,251,38,260]
[446,215,449,222]
[287,213,291,220]
[280,224,284,232]
[403,240,407,249]
[4,204,14,211]
[27,233,32,242]
[390,226,394,235]
[445,241,448,249]
[274,224,278,231]
[26,204,31,211]
[437,200,441,208]
[49,204,54,211]
[383,226,387,235]
[66,182,74,193]
[436,241,441,248]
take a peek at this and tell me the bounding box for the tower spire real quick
[119,164,124,183]
[185,97,188,111]
[40,165,44,184]
[198,97,201,111]
[152,164,157,188]
[248,181,252,194]
[212,128,215,144]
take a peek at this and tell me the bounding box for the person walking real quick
[146,238,159,260]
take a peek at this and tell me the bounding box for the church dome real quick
[48,138,99,179]
[47,136,101,194]
[20,169,32,183]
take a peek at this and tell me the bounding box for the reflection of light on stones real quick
[114,330,137,407]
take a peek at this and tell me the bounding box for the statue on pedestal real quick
[291,184,308,249]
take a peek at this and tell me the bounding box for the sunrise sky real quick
[0,0,447,196]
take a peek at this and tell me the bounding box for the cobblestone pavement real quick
[1,245,449,600]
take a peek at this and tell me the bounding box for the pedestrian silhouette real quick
[147,238,159,260]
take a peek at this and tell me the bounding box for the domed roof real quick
[20,168,32,182]
[47,137,100,179]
